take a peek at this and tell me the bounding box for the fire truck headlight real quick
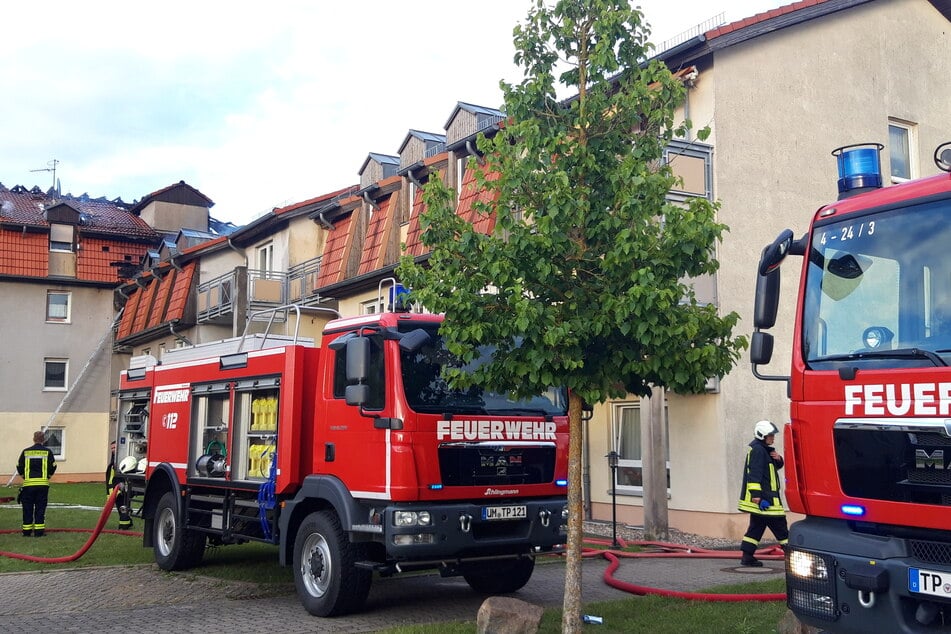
[789,549,829,581]
[393,510,432,527]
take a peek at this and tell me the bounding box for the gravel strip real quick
[583,520,745,551]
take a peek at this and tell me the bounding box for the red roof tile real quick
[705,0,830,40]
[117,286,142,339]
[316,214,354,288]
[358,192,395,275]
[404,186,427,257]
[0,229,47,277]
[457,167,498,236]
[146,269,177,329]
[132,277,159,333]
[165,262,195,322]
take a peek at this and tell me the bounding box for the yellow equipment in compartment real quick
[250,396,279,431]
[248,442,275,478]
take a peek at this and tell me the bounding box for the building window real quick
[43,358,68,391]
[257,242,274,273]
[361,299,379,315]
[611,402,670,493]
[49,223,75,252]
[46,291,71,323]
[43,428,65,460]
[888,119,917,182]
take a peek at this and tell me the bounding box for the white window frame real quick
[43,358,68,391]
[257,242,275,274]
[888,118,918,183]
[46,291,71,323]
[361,298,379,315]
[611,401,670,494]
[43,427,65,460]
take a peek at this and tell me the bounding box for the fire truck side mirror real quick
[345,384,370,407]
[346,337,370,382]
[754,268,781,330]
[750,331,774,365]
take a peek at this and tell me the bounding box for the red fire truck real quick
[753,142,951,632]
[113,304,568,616]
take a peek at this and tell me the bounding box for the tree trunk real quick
[561,392,584,633]
[642,386,669,540]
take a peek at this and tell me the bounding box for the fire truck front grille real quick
[911,539,951,566]
[835,428,951,505]
[438,445,555,487]
[907,468,951,485]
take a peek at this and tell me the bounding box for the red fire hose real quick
[0,486,141,564]
[580,535,787,602]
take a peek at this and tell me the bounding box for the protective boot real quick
[740,541,763,567]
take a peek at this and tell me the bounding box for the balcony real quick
[197,256,322,327]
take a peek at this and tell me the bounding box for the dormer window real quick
[49,223,75,252]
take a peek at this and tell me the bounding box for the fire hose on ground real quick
[2,490,785,602]
[0,485,140,564]
[578,535,787,602]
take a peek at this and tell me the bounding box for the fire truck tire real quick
[153,491,205,570]
[463,556,535,594]
[293,510,371,617]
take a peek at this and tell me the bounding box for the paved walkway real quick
[0,551,784,633]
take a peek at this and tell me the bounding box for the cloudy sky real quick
[1,0,786,225]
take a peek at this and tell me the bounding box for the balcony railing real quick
[197,257,322,326]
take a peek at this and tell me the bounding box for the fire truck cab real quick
[753,143,951,632]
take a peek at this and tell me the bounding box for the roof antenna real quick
[30,159,60,191]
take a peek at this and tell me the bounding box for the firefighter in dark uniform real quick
[737,420,789,566]
[105,442,134,530]
[17,430,56,537]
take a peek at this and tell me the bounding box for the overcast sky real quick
[1,0,786,225]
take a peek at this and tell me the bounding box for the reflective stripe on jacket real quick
[737,439,785,516]
[17,444,56,487]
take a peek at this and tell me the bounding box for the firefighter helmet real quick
[754,420,779,440]
[118,455,139,474]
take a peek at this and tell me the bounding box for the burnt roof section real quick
[0,183,156,240]
[127,180,214,216]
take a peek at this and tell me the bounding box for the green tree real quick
[398,0,746,630]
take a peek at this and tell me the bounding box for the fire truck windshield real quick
[398,324,568,416]
[803,198,951,370]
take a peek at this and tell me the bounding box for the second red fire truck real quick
[113,304,569,617]
[753,141,951,632]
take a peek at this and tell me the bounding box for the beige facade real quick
[585,0,951,539]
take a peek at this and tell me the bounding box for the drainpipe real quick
[362,190,380,211]
[169,255,184,272]
[317,210,335,230]
[227,236,248,266]
[466,140,486,166]
[169,321,192,346]
[407,169,423,188]
[682,68,699,143]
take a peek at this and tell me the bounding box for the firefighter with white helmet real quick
[105,442,134,530]
[737,420,789,566]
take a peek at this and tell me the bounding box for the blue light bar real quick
[429,484,443,490]
[555,479,568,487]
[841,504,865,517]
[832,143,883,195]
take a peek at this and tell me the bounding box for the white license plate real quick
[909,567,951,598]
[482,505,527,521]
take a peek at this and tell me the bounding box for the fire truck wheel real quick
[293,510,371,617]
[153,491,205,570]
[463,556,535,594]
